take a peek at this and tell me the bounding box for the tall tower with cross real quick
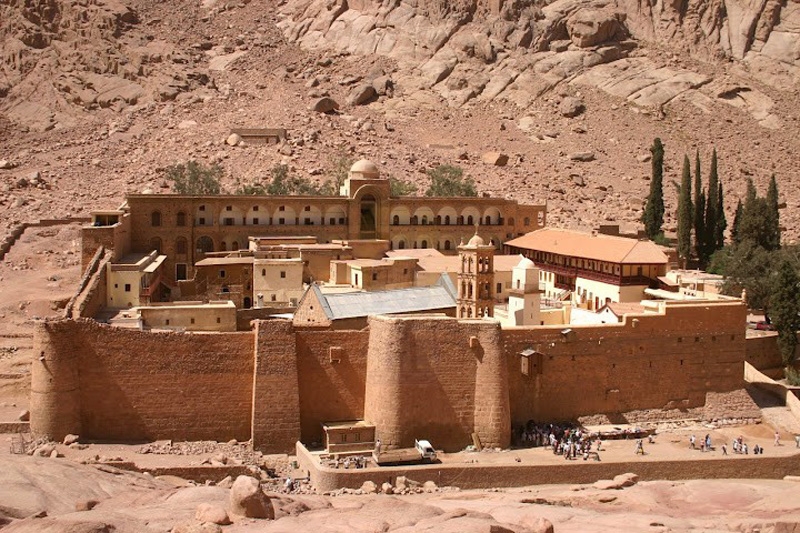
[457,230,495,318]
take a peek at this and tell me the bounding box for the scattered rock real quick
[637,153,652,163]
[381,482,394,495]
[613,473,639,487]
[63,434,80,446]
[570,152,596,162]
[18,409,30,421]
[0,159,14,170]
[172,522,222,533]
[195,503,231,525]
[559,97,585,117]
[229,475,274,519]
[482,152,509,166]
[311,97,339,113]
[347,84,377,106]
[423,480,438,492]
[360,480,378,493]
[520,516,555,533]
[225,133,242,146]
[75,499,99,511]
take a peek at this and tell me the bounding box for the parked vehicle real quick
[415,439,437,461]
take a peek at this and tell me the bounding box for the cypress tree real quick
[746,177,757,204]
[696,188,706,264]
[771,258,800,366]
[766,174,781,250]
[693,150,704,261]
[704,148,719,258]
[642,138,665,240]
[677,154,693,267]
[732,200,743,244]
[715,181,726,250]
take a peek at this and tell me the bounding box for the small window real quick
[271,294,276,301]
[677,337,682,343]
[372,272,378,281]
[279,205,285,212]
[524,217,531,226]
[216,317,221,324]
[278,217,285,224]
[497,282,502,294]
[124,284,131,292]
[338,217,345,224]
[151,211,161,227]
[304,205,311,211]
[199,217,206,225]
[695,337,700,342]
[176,212,186,226]
[199,205,206,212]
[403,268,408,275]
[262,269,266,276]
[330,217,336,225]
[253,217,259,225]
[191,318,195,324]
[253,206,259,211]
[226,205,232,211]
[304,218,312,225]
[224,218,234,226]
[220,270,226,279]
[280,271,286,278]
[114,284,118,289]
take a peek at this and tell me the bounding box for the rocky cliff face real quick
[0,0,209,131]
[279,0,797,127]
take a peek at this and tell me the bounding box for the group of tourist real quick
[514,421,602,461]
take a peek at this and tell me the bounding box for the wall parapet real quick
[296,442,800,493]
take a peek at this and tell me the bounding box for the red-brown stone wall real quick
[505,302,747,425]
[31,319,254,442]
[364,315,509,452]
[252,320,301,453]
[295,330,370,444]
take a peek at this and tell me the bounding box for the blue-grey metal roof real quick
[315,274,457,320]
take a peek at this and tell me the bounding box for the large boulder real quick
[311,97,339,113]
[195,503,231,525]
[566,7,626,48]
[229,475,273,519]
[347,84,377,106]
[559,97,585,117]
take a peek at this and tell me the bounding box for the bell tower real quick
[457,231,495,318]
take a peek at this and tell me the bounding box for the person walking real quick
[774,431,781,446]
[635,439,645,455]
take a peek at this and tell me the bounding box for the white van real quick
[415,439,437,461]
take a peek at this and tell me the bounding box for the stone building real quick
[504,228,669,310]
[82,160,546,287]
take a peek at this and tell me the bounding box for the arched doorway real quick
[243,296,252,308]
[360,194,377,238]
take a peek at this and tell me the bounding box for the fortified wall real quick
[31,301,752,454]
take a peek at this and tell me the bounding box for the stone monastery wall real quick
[31,319,255,443]
[31,301,753,454]
[504,302,747,425]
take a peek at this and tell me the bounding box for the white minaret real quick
[506,256,541,326]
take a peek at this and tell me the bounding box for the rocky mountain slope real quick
[1,0,799,243]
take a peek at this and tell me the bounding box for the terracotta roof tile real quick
[505,228,668,265]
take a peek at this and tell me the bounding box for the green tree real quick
[731,199,743,244]
[712,240,776,313]
[715,181,727,250]
[766,174,781,250]
[390,176,418,196]
[677,154,693,267]
[693,150,704,261]
[703,148,719,259]
[165,160,223,195]
[321,151,355,196]
[265,164,324,196]
[425,165,476,197]
[770,258,800,367]
[642,138,665,240]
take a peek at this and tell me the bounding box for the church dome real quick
[467,233,485,246]
[349,159,380,178]
[517,257,536,269]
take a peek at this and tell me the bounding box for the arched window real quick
[410,216,419,225]
[150,237,162,253]
[176,212,186,227]
[445,215,451,225]
[421,240,428,248]
[175,237,187,255]
[444,240,451,250]
[151,211,161,227]
[467,215,474,226]
[262,269,266,276]
[422,215,428,225]
[485,215,491,225]
[196,236,213,253]
[457,216,464,225]
[393,215,400,225]
[231,241,239,251]
[398,240,406,249]
[435,216,441,225]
